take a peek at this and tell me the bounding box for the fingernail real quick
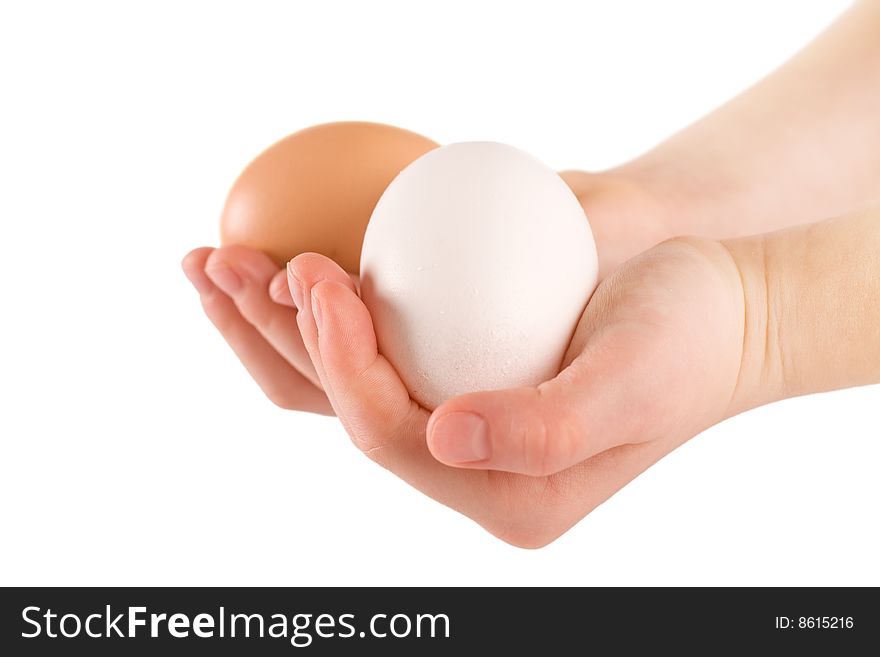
[430,412,490,463]
[287,262,304,310]
[205,264,242,296]
[311,289,323,331]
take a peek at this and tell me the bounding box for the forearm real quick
[618,0,880,239]
[726,207,880,414]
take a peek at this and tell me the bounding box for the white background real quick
[2,0,876,586]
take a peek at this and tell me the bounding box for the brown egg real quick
[220,122,438,272]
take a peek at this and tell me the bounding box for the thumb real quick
[426,347,651,477]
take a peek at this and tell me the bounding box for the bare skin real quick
[281,207,879,547]
[183,1,880,546]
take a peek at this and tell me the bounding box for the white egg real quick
[360,141,598,410]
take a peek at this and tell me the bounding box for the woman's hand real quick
[287,235,751,547]
[288,204,880,547]
[181,171,673,417]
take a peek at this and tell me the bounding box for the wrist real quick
[721,210,880,414]
[756,211,880,399]
[720,234,786,416]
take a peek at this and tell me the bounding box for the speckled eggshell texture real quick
[360,141,599,410]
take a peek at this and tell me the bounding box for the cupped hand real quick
[287,234,749,547]
[182,171,671,418]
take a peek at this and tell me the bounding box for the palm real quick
[289,235,745,546]
[489,238,745,543]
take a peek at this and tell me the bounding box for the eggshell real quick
[220,122,438,272]
[360,142,598,409]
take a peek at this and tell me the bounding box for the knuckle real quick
[523,414,552,476]
[522,398,576,477]
[345,416,384,454]
[236,293,274,329]
[552,413,581,473]
[347,400,421,462]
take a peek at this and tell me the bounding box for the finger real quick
[286,253,357,411]
[289,253,488,514]
[274,267,361,306]
[182,247,332,415]
[289,253,411,438]
[426,325,657,476]
[269,269,294,307]
[204,245,321,388]
[278,260,361,308]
